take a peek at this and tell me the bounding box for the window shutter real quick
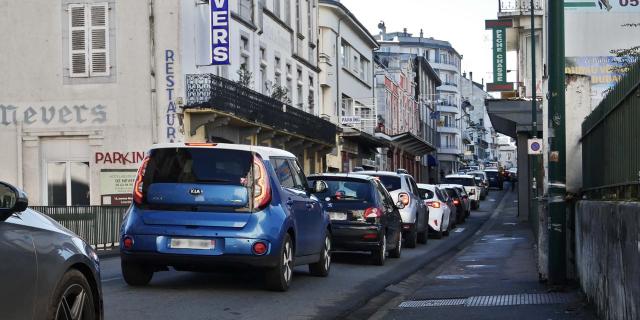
[89,3,109,76]
[69,4,89,77]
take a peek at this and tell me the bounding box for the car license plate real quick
[329,212,347,221]
[169,238,215,250]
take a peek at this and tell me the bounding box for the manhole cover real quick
[399,293,576,308]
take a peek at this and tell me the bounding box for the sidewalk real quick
[376,191,597,320]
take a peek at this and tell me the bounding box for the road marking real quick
[101,277,121,283]
[488,199,496,202]
[454,228,465,233]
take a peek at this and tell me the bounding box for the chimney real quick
[378,21,386,37]
[470,71,473,82]
[420,29,424,38]
[403,28,407,36]
[463,72,467,78]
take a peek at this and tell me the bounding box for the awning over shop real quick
[387,132,436,156]
[341,129,391,151]
[486,99,543,138]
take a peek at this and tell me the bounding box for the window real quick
[296,0,302,32]
[241,36,249,52]
[353,56,358,73]
[239,0,253,22]
[68,3,110,77]
[360,56,368,81]
[284,0,291,25]
[340,42,347,68]
[288,159,308,190]
[260,47,266,61]
[275,56,281,69]
[47,161,90,206]
[306,0,313,40]
[297,85,303,109]
[260,65,267,93]
[272,158,295,189]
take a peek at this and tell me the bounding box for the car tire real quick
[405,229,417,248]
[266,234,294,291]
[372,233,386,266]
[49,269,98,320]
[389,232,402,259]
[309,233,331,277]
[122,260,153,286]
[417,229,428,244]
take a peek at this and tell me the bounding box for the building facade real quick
[0,0,337,206]
[376,27,463,175]
[317,0,381,172]
[460,74,497,166]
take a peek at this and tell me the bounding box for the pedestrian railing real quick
[581,61,640,200]
[31,205,129,250]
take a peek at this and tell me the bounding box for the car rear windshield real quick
[445,188,459,198]
[443,177,475,186]
[419,188,435,199]
[309,178,373,203]
[144,148,253,185]
[369,175,401,191]
[485,171,499,178]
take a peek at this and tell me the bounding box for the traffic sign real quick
[528,139,543,155]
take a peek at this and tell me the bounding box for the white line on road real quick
[488,199,496,202]
[454,228,465,233]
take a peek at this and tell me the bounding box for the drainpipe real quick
[16,122,23,189]
[335,18,343,120]
[149,0,159,144]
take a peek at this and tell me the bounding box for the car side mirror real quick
[0,182,28,222]
[311,180,328,194]
[395,200,405,210]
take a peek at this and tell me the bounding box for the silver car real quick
[357,171,429,248]
[0,182,103,320]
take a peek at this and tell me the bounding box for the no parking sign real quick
[528,139,543,155]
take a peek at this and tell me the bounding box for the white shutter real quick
[69,4,89,77]
[89,3,109,76]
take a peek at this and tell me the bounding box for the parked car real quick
[120,143,331,291]
[357,170,429,248]
[485,168,503,190]
[453,186,472,219]
[0,181,103,319]
[443,174,481,210]
[467,171,489,200]
[308,174,403,265]
[439,184,469,224]
[417,184,454,238]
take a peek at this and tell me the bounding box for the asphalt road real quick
[99,191,507,320]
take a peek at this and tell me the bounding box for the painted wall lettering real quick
[210,0,230,65]
[95,152,146,165]
[165,49,177,142]
[0,104,107,126]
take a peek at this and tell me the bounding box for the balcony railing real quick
[185,74,337,144]
[499,0,543,13]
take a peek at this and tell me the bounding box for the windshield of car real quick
[144,148,253,185]
[419,188,434,200]
[308,178,373,203]
[443,177,475,186]
[369,175,402,191]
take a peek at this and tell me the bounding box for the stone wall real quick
[575,201,640,320]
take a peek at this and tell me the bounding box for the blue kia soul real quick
[120,143,331,291]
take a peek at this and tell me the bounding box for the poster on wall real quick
[565,0,640,12]
[100,169,137,205]
[565,56,625,106]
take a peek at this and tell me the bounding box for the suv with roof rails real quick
[355,171,429,248]
[120,143,332,291]
[443,174,481,210]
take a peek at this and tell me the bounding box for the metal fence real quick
[582,61,640,199]
[31,206,128,250]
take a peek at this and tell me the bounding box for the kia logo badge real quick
[189,188,203,196]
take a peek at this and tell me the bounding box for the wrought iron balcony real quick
[499,0,543,14]
[185,74,337,144]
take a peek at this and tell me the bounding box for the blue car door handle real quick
[286,199,294,207]
[305,202,314,210]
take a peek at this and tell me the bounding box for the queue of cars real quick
[0,142,494,319]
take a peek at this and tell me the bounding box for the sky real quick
[339,0,501,86]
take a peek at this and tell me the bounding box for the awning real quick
[389,132,436,156]
[341,129,391,150]
[486,99,543,138]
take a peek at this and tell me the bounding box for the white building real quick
[0,0,337,206]
[317,0,381,172]
[376,28,464,175]
[460,74,496,165]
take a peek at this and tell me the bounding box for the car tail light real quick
[123,235,134,250]
[252,241,268,255]
[399,192,410,206]
[133,157,150,205]
[362,233,378,240]
[427,201,441,208]
[364,207,383,219]
[453,199,460,205]
[253,155,272,210]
